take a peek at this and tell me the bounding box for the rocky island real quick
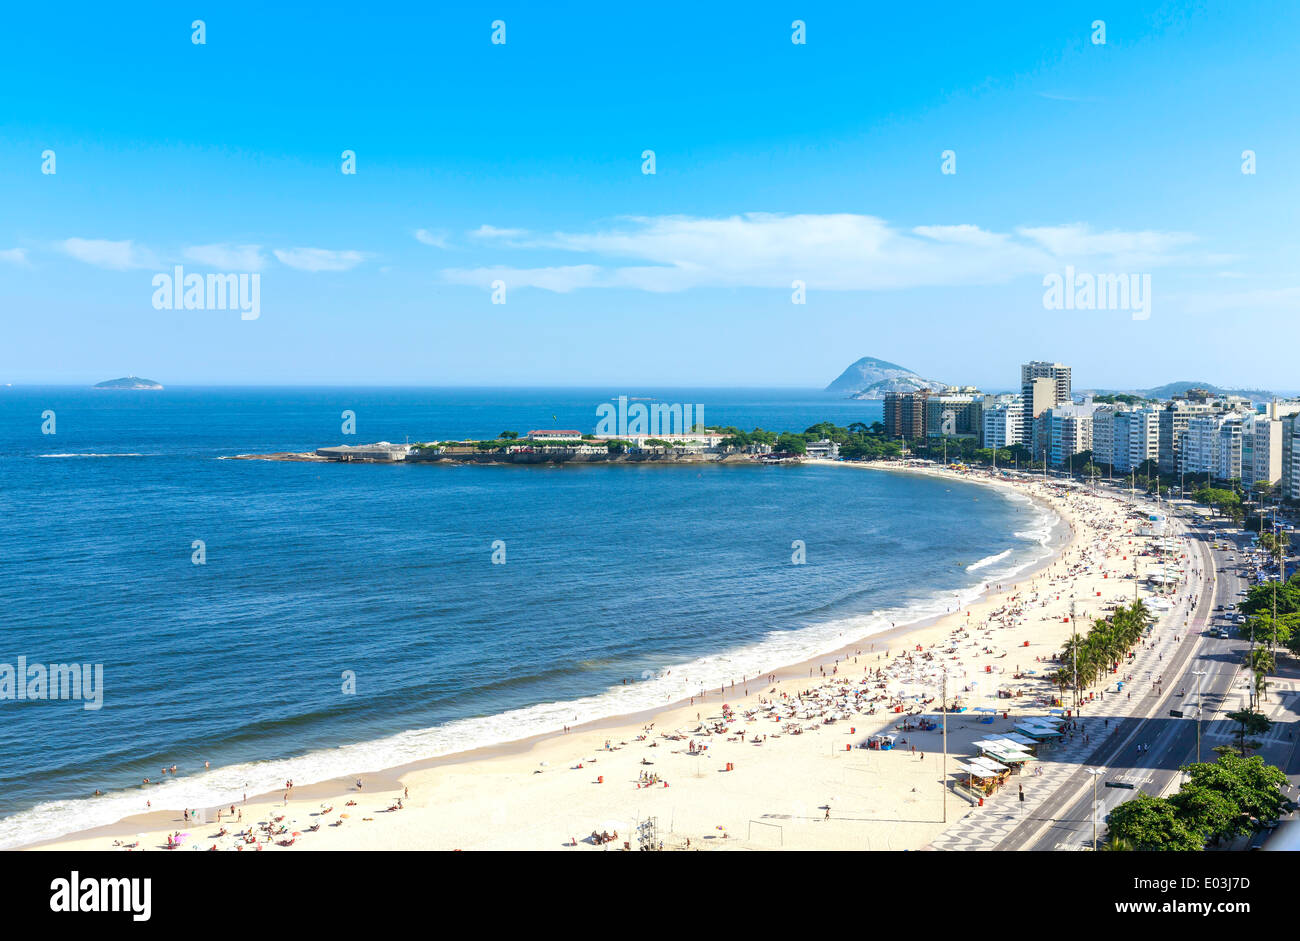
[93,376,164,390]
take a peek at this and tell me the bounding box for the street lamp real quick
[1086,767,1105,850]
[1191,669,1208,763]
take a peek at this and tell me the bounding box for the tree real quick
[499,430,519,440]
[1195,487,1241,518]
[774,432,807,455]
[1247,647,1275,704]
[1240,612,1297,648]
[1105,794,1203,851]
[1168,784,1240,845]
[1181,754,1292,829]
[1238,574,1300,620]
[1221,708,1271,757]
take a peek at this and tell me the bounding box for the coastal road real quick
[997,507,1259,850]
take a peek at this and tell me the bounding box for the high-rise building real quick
[1286,414,1300,501]
[1270,405,1300,500]
[1158,401,1219,474]
[1021,362,1072,456]
[1091,405,1120,467]
[1112,407,1160,473]
[1242,413,1284,489]
[883,390,930,439]
[926,391,983,441]
[1045,402,1096,467]
[982,394,1023,450]
[1180,414,1244,481]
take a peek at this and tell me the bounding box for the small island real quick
[93,376,164,391]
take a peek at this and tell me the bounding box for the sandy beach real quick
[29,461,1193,852]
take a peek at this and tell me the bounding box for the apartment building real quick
[1112,407,1160,473]
[883,390,930,439]
[926,391,984,441]
[982,394,1023,450]
[1180,413,1244,481]
[1158,401,1219,474]
[1045,402,1096,467]
[1020,361,1072,450]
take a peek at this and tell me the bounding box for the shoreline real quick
[17,459,1076,851]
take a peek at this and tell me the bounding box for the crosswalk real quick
[1204,692,1298,745]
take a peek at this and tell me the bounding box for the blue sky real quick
[2,1,1298,391]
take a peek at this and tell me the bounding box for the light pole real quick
[942,670,948,823]
[1191,669,1207,763]
[1086,767,1105,850]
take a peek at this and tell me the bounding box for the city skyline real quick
[4,2,1299,389]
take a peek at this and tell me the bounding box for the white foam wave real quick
[966,549,1013,572]
[39,453,145,458]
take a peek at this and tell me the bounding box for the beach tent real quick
[969,756,1009,776]
[985,745,1034,765]
[1001,732,1038,748]
[1015,723,1061,739]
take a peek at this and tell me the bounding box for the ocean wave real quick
[0,572,998,850]
[38,453,145,458]
[966,548,1013,572]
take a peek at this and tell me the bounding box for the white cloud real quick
[272,247,367,272]
[1017,224,1197,266]
[443,214,1204,294]
[471,225,528,240]
[184,243,266,271]
[57,238,158,270]
[0,248,28,265]
[414,228,450,248]
[442,264,602,293]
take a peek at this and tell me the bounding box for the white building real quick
[1091,406,1119,466]
[618,432,727,450]
[1180,414,1244,481]
[1242,413,1284,488]
[1113,408,1160,473]
[1046,402,1096,467]
[981,394,1023,450]
[805,439,841,459]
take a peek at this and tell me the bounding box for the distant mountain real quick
[1081,380,1276,402]
[1137,380,1273,401]
[93,376,163,390]
[825,356,947,399]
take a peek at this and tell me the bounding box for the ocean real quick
[0,387,1058,847]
